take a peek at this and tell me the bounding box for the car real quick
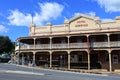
[0,54,11,63]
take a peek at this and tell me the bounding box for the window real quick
[113,55,118,64]
[61,39,66,44]
[78,55,83,62]
[117,35,120,41]
[77,38,82,43]
[70,55,74,62]
[36,41,41,44]
[106,54,109,62]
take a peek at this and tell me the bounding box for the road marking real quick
[39,68,109,77]
[0,70,6,73]
[5,70,44,76]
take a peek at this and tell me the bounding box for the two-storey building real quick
[15,14,120,72]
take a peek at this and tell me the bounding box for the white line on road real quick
[5,70,44,76]
[38,68,109,77]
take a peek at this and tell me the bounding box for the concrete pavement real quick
[0,63,120,80]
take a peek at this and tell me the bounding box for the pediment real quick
[68,14,99,23]
[67,14,100,28]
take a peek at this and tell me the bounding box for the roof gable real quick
[67,14,100,23]
[67,14,100,29]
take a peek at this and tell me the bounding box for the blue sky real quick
[0,0,120,42]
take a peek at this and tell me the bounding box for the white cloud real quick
[86,11,96,17]
[73,13,81,17]
[101,18,113,22]
[95,0,120,12]
[0,25,9,33]
[7,10,32,26]
[7,2,64,26]
[36,2,64,25]
[73,11,96,17]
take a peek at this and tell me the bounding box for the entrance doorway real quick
[90,54,98,63]
[90,53,101,69]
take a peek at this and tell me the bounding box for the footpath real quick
[12,64,120,75]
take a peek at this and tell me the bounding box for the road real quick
[0,63,120,80]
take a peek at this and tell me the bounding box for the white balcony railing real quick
[36,44,50,49]
[91,42,108,48]
[52,44,68,49]
[69,43,87,48]
[110,41,120,47]
[21,44,34,49]
[18,41,120,50]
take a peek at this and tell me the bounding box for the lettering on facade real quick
[75,20,88,27]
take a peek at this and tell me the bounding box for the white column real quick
[32,52,36,66]
[67,36,70,70]
[33,38,36,50]
[109,51,112,72]
[87,35,90,49]
[107,34,110,47]
[18,41,20,65]
[50,37,52,49]
[17,53,20,65]
[50,51,52,68]
[67,36,70,49]
[68,51,70,70]
[87,35,90,70]
[88,52,90,70]
[32,38,36,66]
[49,37,53,68]
[107,34,112,72]
[22,53,25,65]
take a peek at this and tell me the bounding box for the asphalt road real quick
[0,63,120,80]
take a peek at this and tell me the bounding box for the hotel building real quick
[15,14,120,72]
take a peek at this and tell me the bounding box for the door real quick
[90,53,100,69]
[90,54,98,63]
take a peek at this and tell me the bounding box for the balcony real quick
[52,44,68,49]
[69,43,87,48]
[110,41,120,47]
[21,44,34,50]
[90,42,108,48]
[36,44,50,49]
[17,41,120,50]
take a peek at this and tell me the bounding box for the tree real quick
[0,36,13,54]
